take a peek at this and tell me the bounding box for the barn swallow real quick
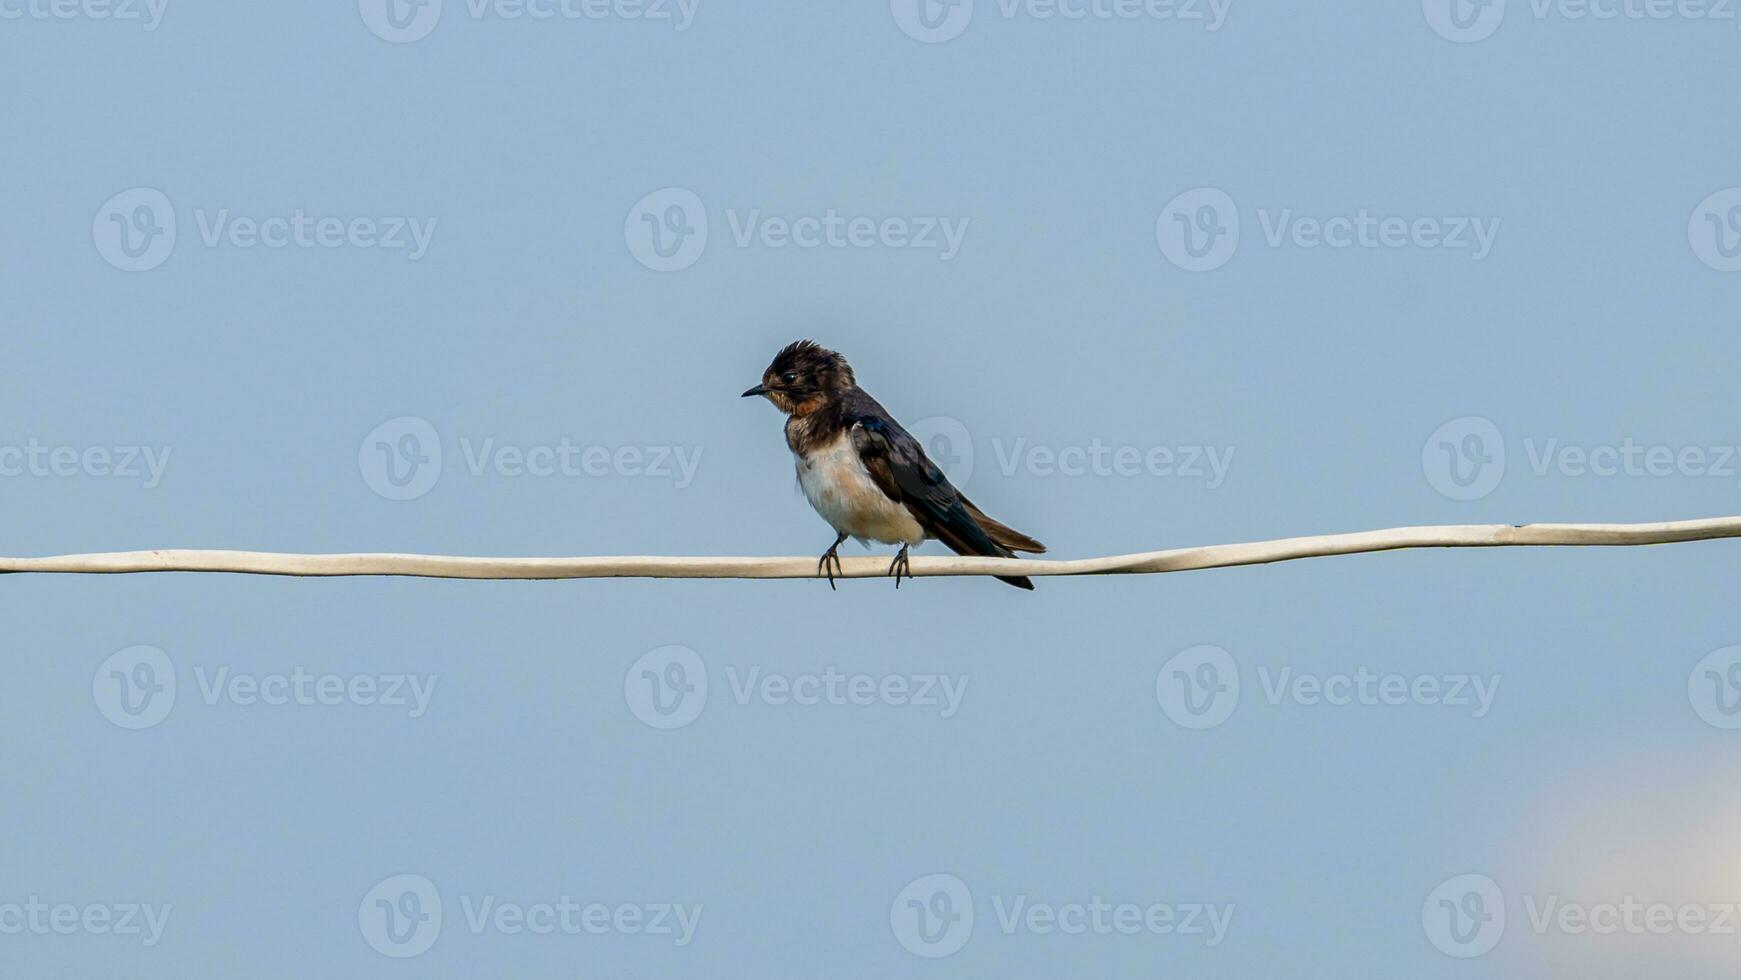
[742,340,1045,590]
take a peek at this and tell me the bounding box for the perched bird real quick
[742,340,1046,589]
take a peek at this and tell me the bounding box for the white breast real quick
[795,431,927,547]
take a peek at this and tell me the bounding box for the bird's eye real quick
[781,372,798,384]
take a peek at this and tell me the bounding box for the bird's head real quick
[741,340,855,415]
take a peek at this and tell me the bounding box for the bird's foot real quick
[817,535,847,590]
[888,544,911,588]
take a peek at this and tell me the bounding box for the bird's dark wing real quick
[850,415,1034,589]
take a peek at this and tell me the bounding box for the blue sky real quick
[2,1,1739,975]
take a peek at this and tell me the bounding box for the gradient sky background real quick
[3,1,1739,975]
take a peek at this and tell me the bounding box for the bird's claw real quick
[817,538,846,590]
[888,544,911,588]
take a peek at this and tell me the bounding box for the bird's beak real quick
[741,384,768,398]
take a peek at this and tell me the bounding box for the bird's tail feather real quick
[963,503,1046,554]
[927,498,1043,589]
